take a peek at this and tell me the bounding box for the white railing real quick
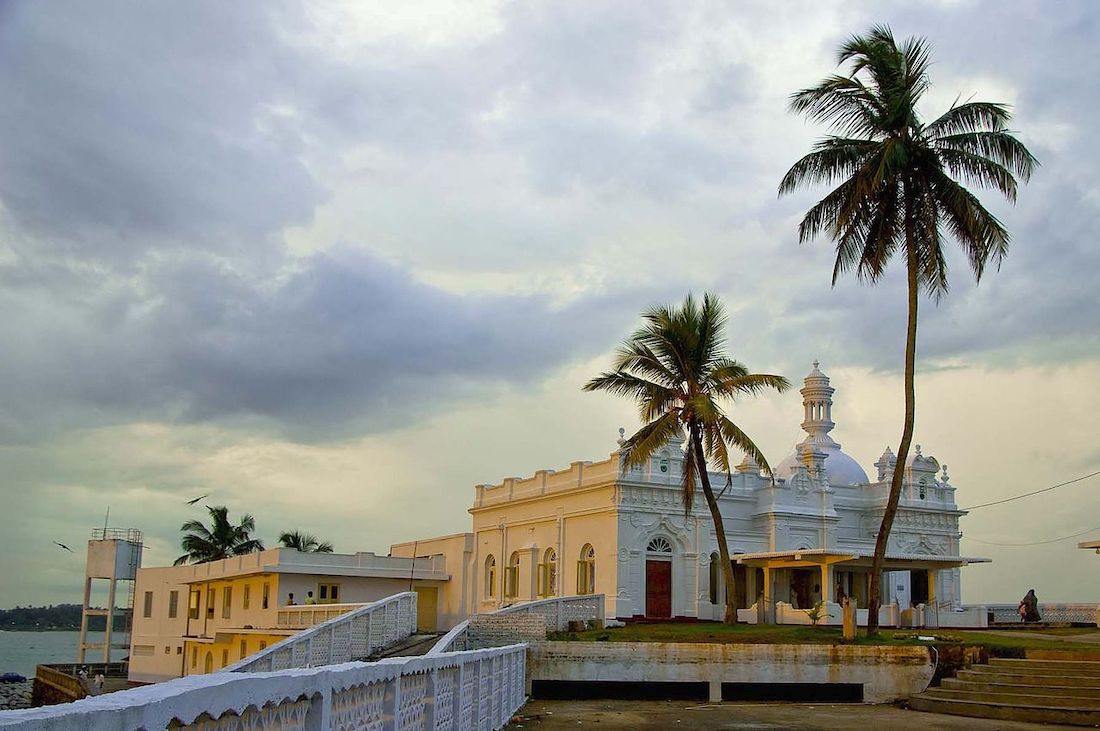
[427,595,606,656]
[277,602,365,629]
[492,594,605,632]
[0,644,527,731]
[428,619,470,655]
[226,592,417,673]
[986,602,1100,625]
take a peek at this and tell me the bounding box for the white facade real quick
[464,362,984,621]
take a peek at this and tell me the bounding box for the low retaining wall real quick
[469,615,547,649]
[528,642,934,704]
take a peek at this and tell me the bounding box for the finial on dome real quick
[915,444,922,457]
[617,427,626,447]
[813,359,819,369]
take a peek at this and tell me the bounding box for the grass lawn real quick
[547,622,1100,655]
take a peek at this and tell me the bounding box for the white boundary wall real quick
[491,595,605,632]
[227,592,417,673]
[985,603,1100,625]
[0,646,526,730]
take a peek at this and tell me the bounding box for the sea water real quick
[0,631,127,678]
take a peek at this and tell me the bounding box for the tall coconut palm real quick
[278,531,334,553]
[174,505,265,565]
[585,293,789,623]
[779,25,1035,635]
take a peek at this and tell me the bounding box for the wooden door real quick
[645,560,672,618]
[414,586,438,632]
[732,563,748,609]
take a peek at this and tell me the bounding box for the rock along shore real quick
[0,680,34,711]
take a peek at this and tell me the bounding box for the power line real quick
[965,525,1100,547]
[962,469,1100,511]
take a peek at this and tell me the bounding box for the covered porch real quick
[731,548,989,628]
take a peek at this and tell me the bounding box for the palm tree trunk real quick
[867,247,920,637]
[691,426,739,624]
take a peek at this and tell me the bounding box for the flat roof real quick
[733,547,991,567]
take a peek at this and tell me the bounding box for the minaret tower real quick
[800,360,840,450]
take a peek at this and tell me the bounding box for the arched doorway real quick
[645,536,673,618]
[203,651,213,674]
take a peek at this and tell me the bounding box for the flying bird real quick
[54,542,73,553]
[185,494,209,505]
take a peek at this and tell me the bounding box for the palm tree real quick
[585,293,789,623]
[779,25,1035,635]
[278,531,334,553]
[174,505,265,565]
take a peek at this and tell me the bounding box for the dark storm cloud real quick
[0,0,1097,448]
[0,1,321,258]
[0,248,661,443]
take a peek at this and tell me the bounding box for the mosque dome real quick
[773,361,870,487]
[775,444,869,487]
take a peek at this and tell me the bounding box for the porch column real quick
[927,569,937,605]
[820,564,833,606]
[761,567,773,624]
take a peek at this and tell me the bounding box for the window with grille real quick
[188,590,200,620]
[538,548,558,596]
[168,590,179,619]
[577,544,596,595]
[647,536,673,553]
[143,591,153,618]
[221,587,232,619]
[485,555,497,598]
[505,551,521,598]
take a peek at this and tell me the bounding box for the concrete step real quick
[988,657,1100,677]
[942,677,1100,700]
[957,669,1100,688]
[909,695,1100,727]
[924,687,1100,708]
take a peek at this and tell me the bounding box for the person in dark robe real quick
[1018,589,1041,623]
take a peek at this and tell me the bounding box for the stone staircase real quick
[909,657,1100,727]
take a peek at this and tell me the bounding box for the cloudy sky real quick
[1,0,1097,608]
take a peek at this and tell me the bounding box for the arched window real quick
[506,551,521,598]
[646,536,673,554]
[577,544,596,595]
[709,552,720,604]
[540,547,558,597]
[485,555,497,598]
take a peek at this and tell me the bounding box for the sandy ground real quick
[506,699,1084,730]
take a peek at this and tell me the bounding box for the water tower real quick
[79,528,143,663]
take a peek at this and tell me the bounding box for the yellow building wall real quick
[183,632,290,676]
[470,458,619,618]
[390,532,473,630]
[130,565,283,683]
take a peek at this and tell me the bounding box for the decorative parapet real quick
[276,603,364,629]
[226,592,417,673]
[0,645,527,731]
[984,603,1100,625]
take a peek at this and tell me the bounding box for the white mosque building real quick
[129,361,989,681]
[424,362,987,625]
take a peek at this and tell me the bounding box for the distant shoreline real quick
[0,628,83,633]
